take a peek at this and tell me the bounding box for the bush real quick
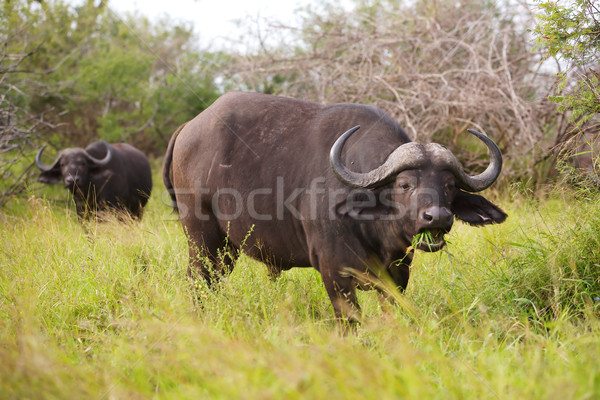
[227,0,563,184]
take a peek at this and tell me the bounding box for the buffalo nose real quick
[65,176,78,186]
[420,207,453,227]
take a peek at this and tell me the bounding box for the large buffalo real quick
[36,141,152,218]
[163,92,507,321]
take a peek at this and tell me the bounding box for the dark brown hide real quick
[163,92,507,321]
[37,141,152,218]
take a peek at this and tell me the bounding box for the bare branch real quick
[225,0,564,181]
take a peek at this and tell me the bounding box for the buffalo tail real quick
[162,122,188,211]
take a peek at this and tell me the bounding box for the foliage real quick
[0,0,62,204]
[0,0,223,205]
[533,0,600,124]
[2,168,600,398]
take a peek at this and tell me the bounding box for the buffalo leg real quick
[368,262,411,308]
[320,268,361,325]
[184,220,237,286]
[386,262,411,293]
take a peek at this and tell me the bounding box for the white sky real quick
[106,0,331,48]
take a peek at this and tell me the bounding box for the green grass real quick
[2,170,600,399]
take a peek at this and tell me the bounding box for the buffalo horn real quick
[84,141,113,166]
[35,145,60,172]
[330,126,502,192]
[330,126,428,189]
[444,129,503,192]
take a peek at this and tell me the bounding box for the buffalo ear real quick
[333,190,392,220]
[452,190,507,226]
[38,170,62,184]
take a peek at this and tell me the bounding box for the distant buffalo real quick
[36,141,152,218]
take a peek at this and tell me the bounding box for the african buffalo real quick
[163,92,507,321]
[36,141,152,218]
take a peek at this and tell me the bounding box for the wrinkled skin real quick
[163,92,507,322]
[37,142,153,218]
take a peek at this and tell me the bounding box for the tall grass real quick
[1,174,600,399]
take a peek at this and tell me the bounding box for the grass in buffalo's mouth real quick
[412,230,441,250]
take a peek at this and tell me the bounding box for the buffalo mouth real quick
[65,182,79,192]
[412,229,448,252]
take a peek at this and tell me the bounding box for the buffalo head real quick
[331,126,506,252]
[36,142,113,192]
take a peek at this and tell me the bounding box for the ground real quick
[1,168,600,399]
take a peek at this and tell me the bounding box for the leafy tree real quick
[23,1,222,153]
[0,0,65,204]
[0,0,222,204]
[533,0,600,124]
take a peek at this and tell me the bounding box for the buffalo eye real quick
[399,182,412,192]
[396,173,416,193]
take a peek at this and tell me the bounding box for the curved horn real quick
[35,145,60,172]
[330,125,427,189]
[84,141,113,166]
[330,126,503,192]
[448,129,503,192]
